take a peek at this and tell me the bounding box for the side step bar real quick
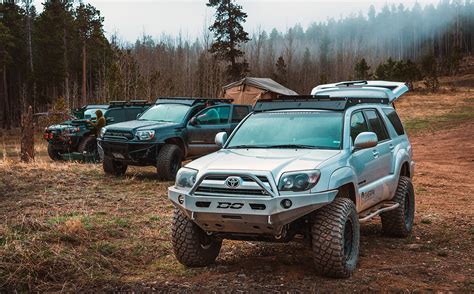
[359,201,399,223]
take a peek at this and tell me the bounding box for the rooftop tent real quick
[222,77,298,105]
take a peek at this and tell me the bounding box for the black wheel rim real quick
[343,219,353,260]
[171,155,180,175]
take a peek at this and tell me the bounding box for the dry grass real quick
[0,87,473,291]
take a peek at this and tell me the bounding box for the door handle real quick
[372,150,380,158]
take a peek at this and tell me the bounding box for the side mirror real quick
[215,132,228,147]
[354,132,378,150]
[190,116,198,126]
[136,113,141,119]
[106,117,115,123]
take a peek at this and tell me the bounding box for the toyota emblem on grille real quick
[225,176,242,188]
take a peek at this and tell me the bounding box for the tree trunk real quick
[81,41,87,106]
[64,26,70,108]
[3,65,10,130]
[21,105,34,162]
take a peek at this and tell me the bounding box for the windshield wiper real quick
[267,144,318,149]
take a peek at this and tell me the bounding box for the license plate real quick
[112,152,125,159]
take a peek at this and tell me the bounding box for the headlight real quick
[99,127,107,138]
[136,130,155,140]
[175,167,198,190]
[278,170,321,192]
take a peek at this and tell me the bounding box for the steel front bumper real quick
[168,186,338,234]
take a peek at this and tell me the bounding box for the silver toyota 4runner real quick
[168,81,415,278]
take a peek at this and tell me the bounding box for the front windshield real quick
[227,111,343,149]
[138,103,190,123]
[84,109,103,120]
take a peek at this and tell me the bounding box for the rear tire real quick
[172,208,222,267]
[47,144,63,161]
[380,176,415,237]
[103,157,128,176]
[156,144,183,181]
[311,198,360,278]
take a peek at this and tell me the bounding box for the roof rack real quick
[155,97,233,105]
[108,100,152,107]
[254,95,389,112]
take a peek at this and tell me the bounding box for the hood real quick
[105,120,180,131]
[187,148,340,178]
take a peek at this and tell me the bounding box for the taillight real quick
[49,133,53,139]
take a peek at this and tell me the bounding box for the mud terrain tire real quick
[311,198,360,278]
[172,208,222,267]
[381,176,415,237]
[47,144,63,161]
[103,157,128,176]
[156,144,183,181]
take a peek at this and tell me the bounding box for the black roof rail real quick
[108,100,152,107]
[254,95,389,112]
[128,100,152,106]
[108,101,127,106]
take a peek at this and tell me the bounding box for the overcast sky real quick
[34,0,440,42]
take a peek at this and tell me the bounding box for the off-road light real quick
[178,195,185,204]
[281,199,292,209]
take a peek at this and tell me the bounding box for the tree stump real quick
[21,105,34,162]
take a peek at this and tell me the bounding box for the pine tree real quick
[207,0,250,81]
[274,56,287,84]
[421,54,439,92]
[354,58,371,79]
[75,3,105,105]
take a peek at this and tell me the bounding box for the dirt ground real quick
[0,89,473,292]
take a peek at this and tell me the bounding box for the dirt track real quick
[0,92,473,292]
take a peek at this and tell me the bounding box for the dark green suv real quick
[98,98,251,180]
[43,101,151,161]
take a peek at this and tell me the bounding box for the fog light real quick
[281,199,292,209]
[178,195,185,204]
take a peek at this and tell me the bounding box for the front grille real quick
[194,174,273,197]
[195,186,269,196]
[105,129,134,140]
[204,175,270,183]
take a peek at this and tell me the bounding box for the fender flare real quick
[393,149,411,178]
[327,166,359,203]
[157,135,187,157]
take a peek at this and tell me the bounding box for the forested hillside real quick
[0,0,473,128]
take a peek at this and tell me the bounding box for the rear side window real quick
[232,106,250,123]
[350,111,369,143]
[382,108,405,136]
[125,107,143,120]
[364,110,390,141]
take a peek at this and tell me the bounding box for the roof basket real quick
[254,95,389,112]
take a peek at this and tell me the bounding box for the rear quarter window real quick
[382,108,405,136]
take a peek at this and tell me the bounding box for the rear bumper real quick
[168,186,338,235]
